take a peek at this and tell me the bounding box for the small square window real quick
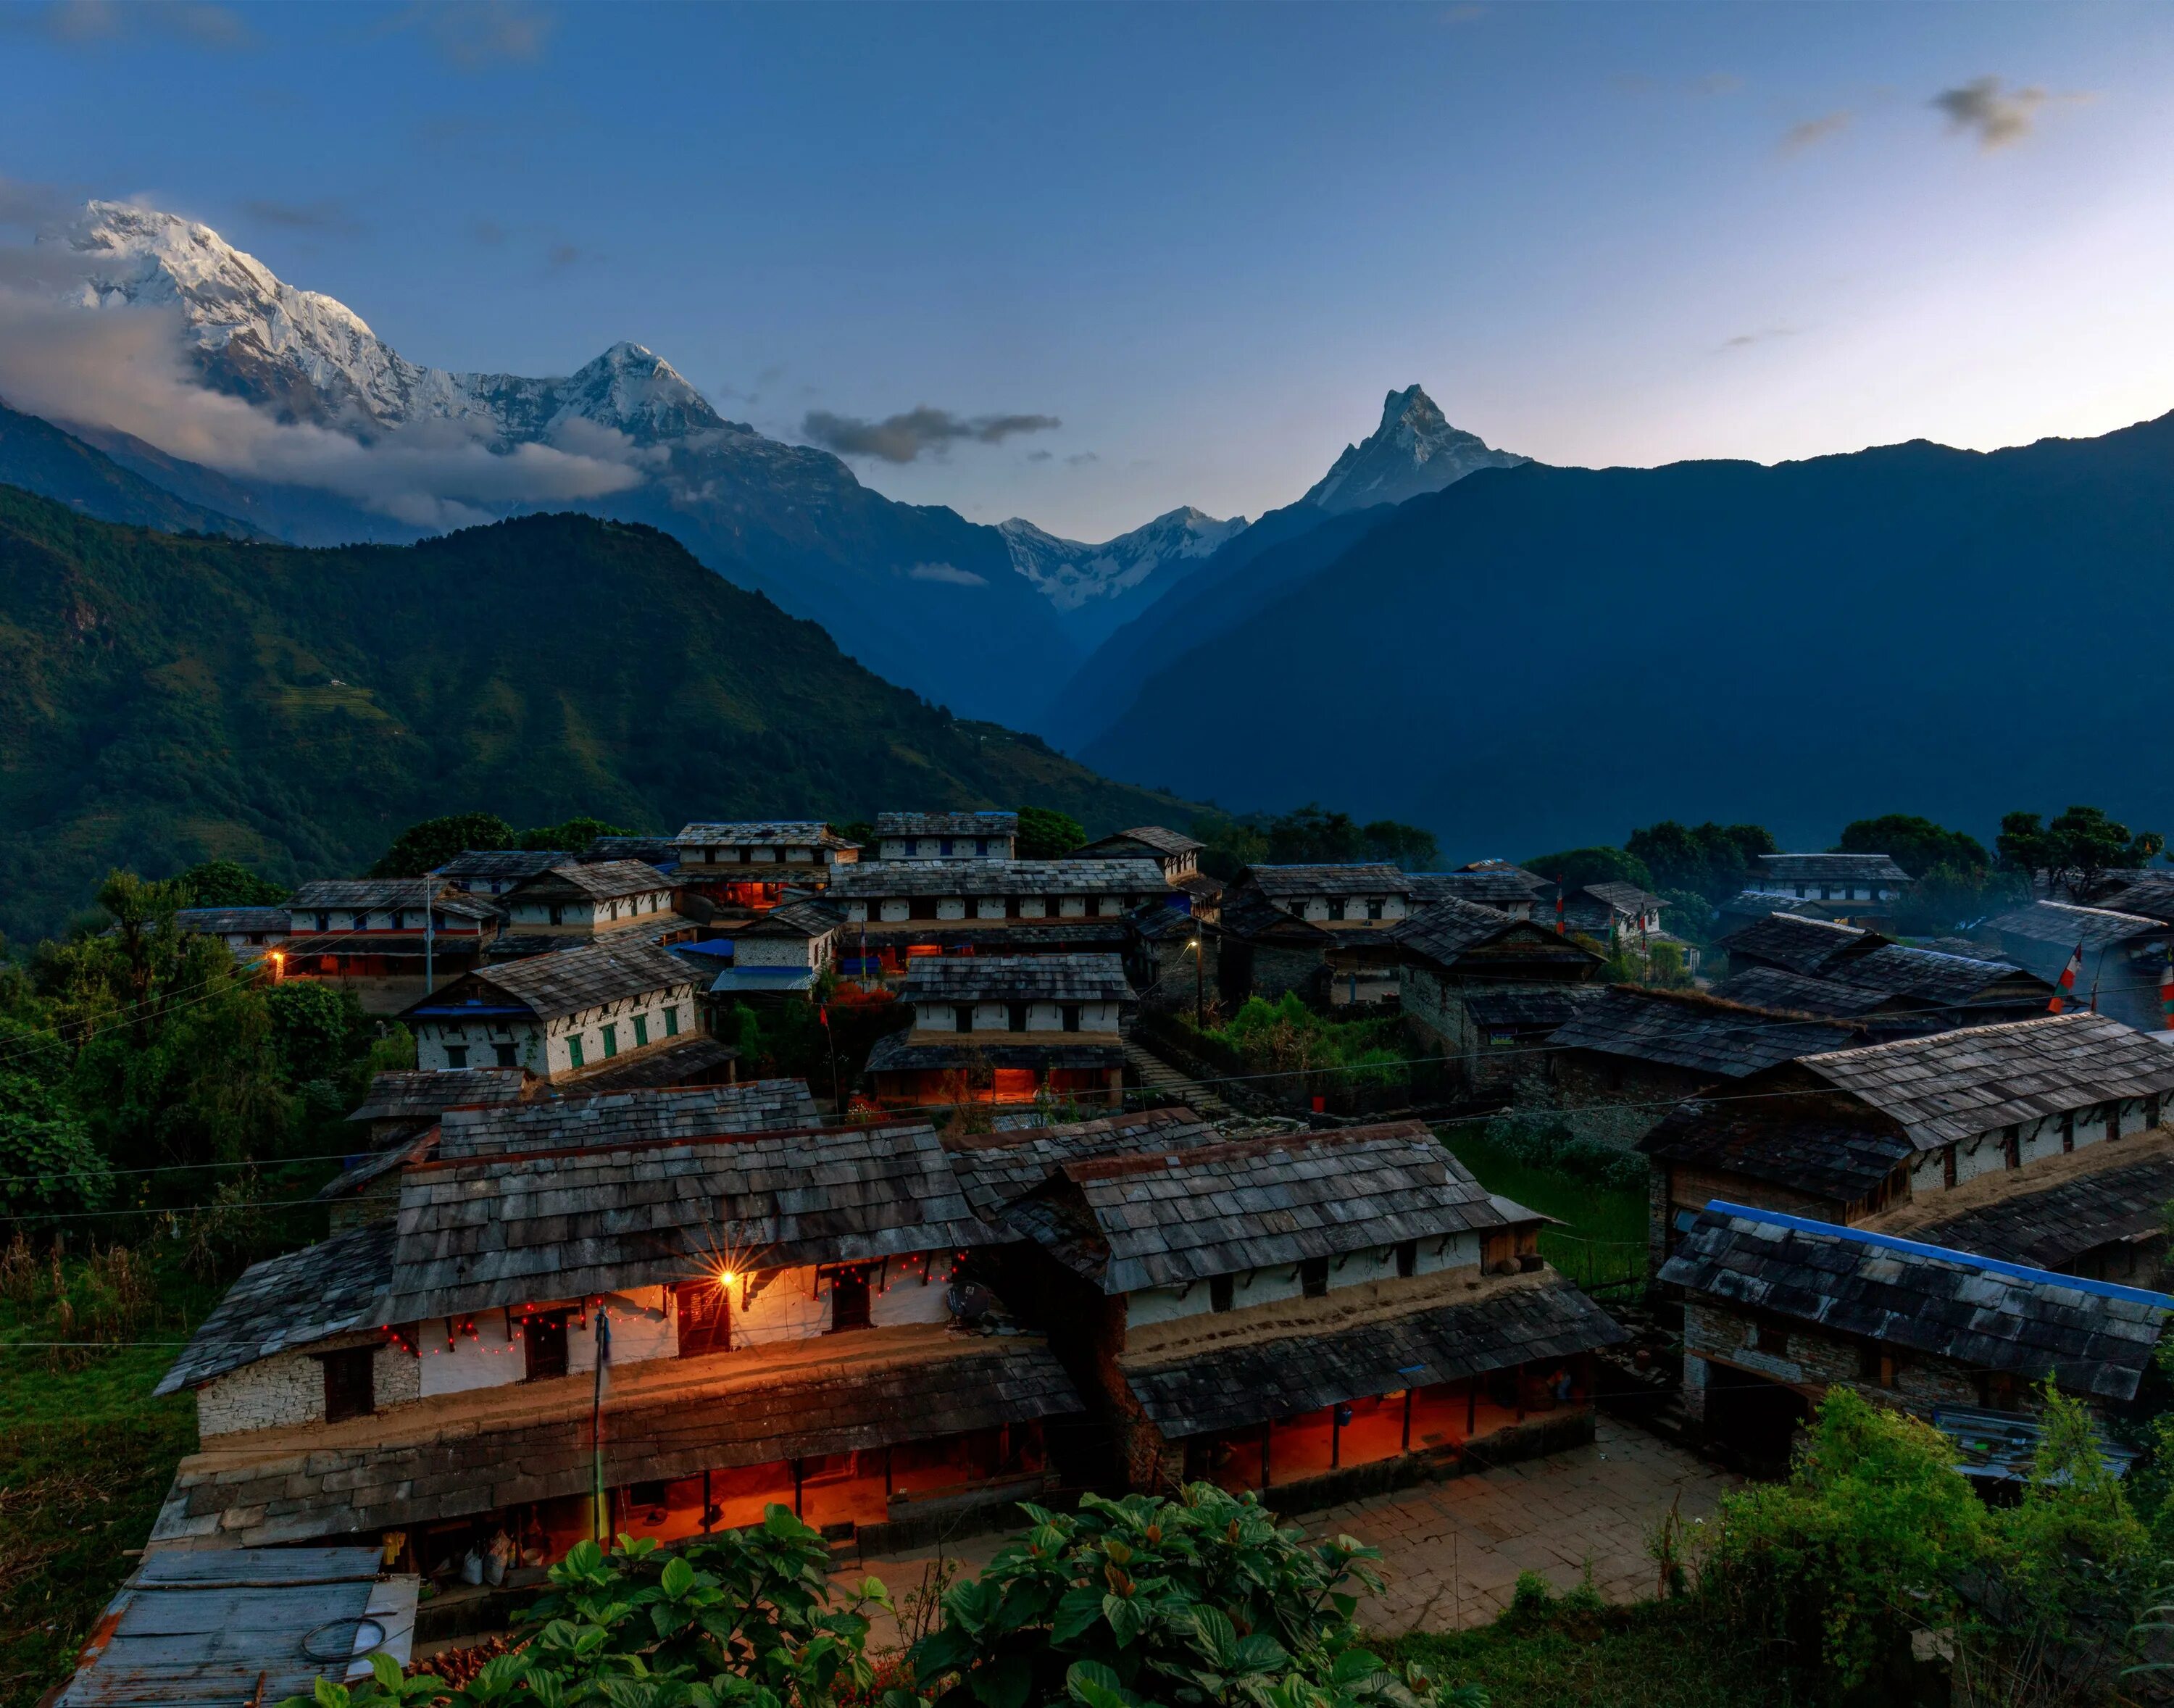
[443,1044,468,1069]
[1299,1257,1329,1299]
[494,1042,517,1068]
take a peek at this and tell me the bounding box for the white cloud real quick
[904,562,988,586]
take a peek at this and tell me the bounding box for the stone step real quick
[1121,1041,1235,1117]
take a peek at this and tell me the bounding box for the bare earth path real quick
[847,1417,1738,1646]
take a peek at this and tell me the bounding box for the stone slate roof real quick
[2097,875,2174,925]
[1548,986,1860,1079]
[672,822,856,849]
[152,1335,1080,1551]
[854,920,1137,951]
[288,880,499,921]
[875,812,1019,838]
[944,1107,1223,1218]
[1716,892,1828,925]
[436,849,573,881]
[436,1079,820,1160]
[1030,1121,1509,1293]
[175,905,289,936]
[584,836,679,865]
[1078,825,1204,859]
[1759,853,1913,886]
[1242,864,1412,901]
[903,953,1134,1006]
[1903,1155,2174,1273]
[1659,1204,2173,1402]
[1408,870,1550,907]
[349,1067,533,1123]
[510,860,675,902]
[1639,1096,1917,1202]
[1709,967,1899,1018]
[420,938,696,1022]
[828,859,1168,899]
[1385,897,1585,972]
[156,1225,395,1394]
[1989,900,2170,950]
[1123,1280,1626,1437]
[1130,901,1208,942]
[1584,881,1667,915]
[1799,1014,2174,1149]
[738,900,844,938]
[1837,943,2047,1006]
[1215,889,1328,944]
[865,1035,1126,1073]
[1715,912,1874,975]
[380,1120,992,1321]
[1463,986,1606,1032]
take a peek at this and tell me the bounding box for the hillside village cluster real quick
[83,813,2174,1691]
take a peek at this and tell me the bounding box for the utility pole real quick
[1190,934,1204,1029]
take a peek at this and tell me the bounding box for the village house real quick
[1076,825,1223,917]
[824,859,1171,970]
[1987,899,2174,1035]
[874,811,1019,861]
[1709,930,2054,1030]
[1659,1203,2173,1470]
[434,849,575,898]
[174,904,290,962]
[1544,986,1862,1143]
[670,822,862,911]
[1559,882,1667,941]
[584,834,681,870]
[2096,874,2174,924]
[1636,1012,2174,1272]
[704,899,841,1002]
[967,1120,1625,1508]
[149,1112,1080,1567]
[1128,903,1218,1016]
[1712,890,1828,938]
[495,860,683,949]
[321,1067,538,1231]
[1407,869,1549,921]
[1745,853,1913,925]
[281,880,502,1013]
[1217,865,1416,1007]
[1378,898,1603,1083]
[863,953,1135,1108]
[400,937,733,1089]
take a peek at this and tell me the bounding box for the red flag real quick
[2049,941,2083,1013]
[2160,948,2173,1031]
[1554,875,1565,937]
[819,1004,831,1029]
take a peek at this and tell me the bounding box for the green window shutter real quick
[601,1022,618,1059]
[568,1034,585,1070]
[664,1005,680,1037]
[633,1013,650,1048]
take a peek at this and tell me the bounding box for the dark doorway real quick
[675,1280,731,1357]
[1701,1362,1811,1475]
[321,1346,375,1422]
[828,1267,872,1332]
[525,1310,570,1381]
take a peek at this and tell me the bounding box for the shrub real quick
[1473,1115,1646,1194]
[906,1484,1485,1708]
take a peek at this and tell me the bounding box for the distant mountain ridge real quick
[0,398,263,538]
[999,505,1249,649]
[0,484,1200,943]
[1299,385,1528,513]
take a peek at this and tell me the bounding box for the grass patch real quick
[1385,1600,1804,1708]
[1439,1124,1648,1291]
[0,1254,214,1708]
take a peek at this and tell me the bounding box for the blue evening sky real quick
[3,0,2172,539]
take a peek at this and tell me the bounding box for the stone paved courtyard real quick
[849,1416,1738,1645]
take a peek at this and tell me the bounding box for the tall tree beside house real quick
[1016,806,1088,859]
[172,859,289,907]
[1361,819,1441,870]
[1623,820,1778,902]
[517,815,635,851]
[1998,806,2165,899]
[1520,845,1657,893]
[1193,810,1270,882]
[1832,814,1988,879]
[368,814,517,878]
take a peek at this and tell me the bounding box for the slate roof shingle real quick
[1989,900,2172,951]
[436,1079,821,1160]
[902,953,1134,1006]
[348,1067,533,1124]
[1080,825,1204,859]
[943,1107,1224,1218]
[1659,1203,2173,1402]
[1707,966,1899,1019]
[436,850,575,882]
[1548,986,1860,1079]
[1901,1154,2174,1273]
[828,859,1168,899]
[1242,865,1414,901]
[672,822,857,849]
[174,906,290,936]
[155,1225,395,1394]
[1715,912,1874,974]
[509,860,676,902]
[1407,870,1551,907]
[420,938,697,1022]
[875,812,1020,838]
[1758,853,1914,886]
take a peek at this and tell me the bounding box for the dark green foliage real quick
[1193,812,1270,883]
[0,493,1197,943]
[519,815,636,851]
[263,981,371,1088]
[1832,813,1987,879]
[1361,820,1439,870]
[0,1072,109,1217]
[280,1512,886,1707]
[171,858,288,907]
[1999,805,2165,900]
[1520,847,1654,893]
[1208,994,1415,1093]
[836,819,877,847]
[907,1486,1484,1708]
[1017,806,1088,860]
[1622,822,1776,903]
[367,813,515,878]
[1472,1116,1648,1194]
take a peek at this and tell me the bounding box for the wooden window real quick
[1753,1321,1789,1356]
[1367,899,1385,920]
[524,1312,569,1381]
[444,1044,468,1069]
[567,1034,586,1070]
[1857,1342,1895,1387]
[600,1022,619,1059]
[2111,1103,2125,1143]
[633,1013,650,1048]
[1943,1146,1957,1188]
[1299,1257,1330,1299]
[1209,1275,1235,1312]
[675,1280,730,1357]
[2004,1126,2020,1169]
[828,1267,872,1332]
[1007,1003,1029,1032]
[2062,1112,2075,1153]
[954,1005,974,1033]
[494,1042,517,1068]
[1061,1005,1082,1033]
[321,1346,375,1422]
[1396,1240,1418,1278]
[664,1005,680,1037]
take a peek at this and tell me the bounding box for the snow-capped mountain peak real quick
[1299,383,1526,514]
[1000,504,1248,619]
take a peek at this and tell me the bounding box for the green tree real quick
[0,1071,110,1217]
[1522,846,1656,893]
[1017,806,1088,859]
[1361,820,1441,870]
[1194,811,1270,883]
[1832,813,1988,879]
[517,815,635,851]
[1624,821,1778,901]
[1267,804,1364,864]
[172,859,289,907]
[908,1486,1483,1708]
[1999,806,2164,900]
[367,813,514,878]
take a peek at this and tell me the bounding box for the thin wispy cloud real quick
[1065,451,1100,467]
[1692,72,1743,97]
[1931,76,2088,151]
[1719,325,1795,353]
[20,0,254,49]
[242,198,363,234]
[1779,110,1852,154]
[0,173,74,231]
[1440,4,1485,23]
[802,405,1062,464]
[905,562,988,586]
[389,0,554,70]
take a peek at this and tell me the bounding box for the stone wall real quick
[1679,1296,1978,1425]
[197,1334,420,1438]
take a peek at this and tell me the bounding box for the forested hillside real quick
[0,489,1196,940]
